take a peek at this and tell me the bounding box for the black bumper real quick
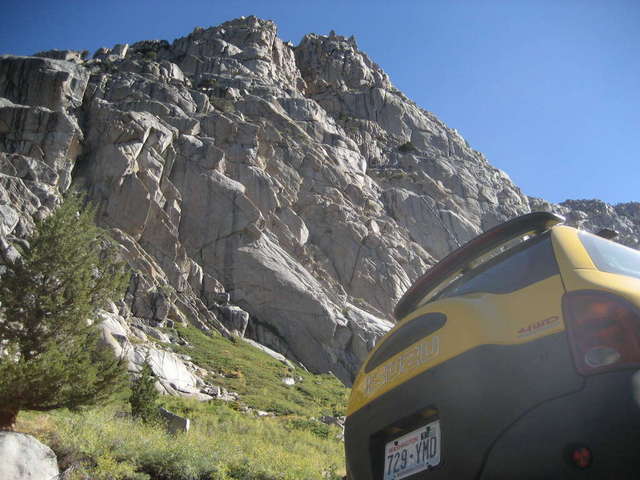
[480,370,640,479]
[345,333,583,480]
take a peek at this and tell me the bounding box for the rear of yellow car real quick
[345,214,640,479]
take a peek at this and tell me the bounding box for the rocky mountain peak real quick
[296,31,391,94]
[169,15,303,92]
[559,199,640,249]
[0,16,638,386]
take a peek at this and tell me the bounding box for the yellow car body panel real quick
[552,225,640,302]
[348,225,640,416]
[550,225,596,271]
[348,274,566,416]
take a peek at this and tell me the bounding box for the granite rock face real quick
[1,16,638,384]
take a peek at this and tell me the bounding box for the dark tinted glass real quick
[365,313,446,373]
[436,234,559,300]
[579,231,640,281]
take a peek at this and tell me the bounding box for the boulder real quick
[242,338,296,369]
[158,407,190,434]
[98,310,210,396]
[129,346,200,394]
[0,432,59,480]
[202,385,239,402]
[217,305,249,336]
[319,415,346,427]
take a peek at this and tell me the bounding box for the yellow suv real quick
[345,212,640,479]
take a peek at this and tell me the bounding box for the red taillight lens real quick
[564,291,640,375]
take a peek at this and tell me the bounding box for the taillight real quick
[563,291,640,375]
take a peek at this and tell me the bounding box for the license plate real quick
[383,420,441,480]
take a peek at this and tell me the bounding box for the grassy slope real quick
[19,402,344,480]
[17,327,350,480]
[170,326,348,417]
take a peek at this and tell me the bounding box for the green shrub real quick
[129,358,159,423]
[398,141,417,153]
[197,78,218,89]
[284,417,331,439]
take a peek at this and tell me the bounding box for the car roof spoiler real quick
[393,211,565,320]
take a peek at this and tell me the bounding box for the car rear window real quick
[434,233,559,300]
[579,231,640,281]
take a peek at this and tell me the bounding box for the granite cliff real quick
[1,16,638,389]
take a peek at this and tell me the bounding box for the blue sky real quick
[2,1,638,205]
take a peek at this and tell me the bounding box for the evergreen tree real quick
[129,356,159,423]
[0,193,130,430]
